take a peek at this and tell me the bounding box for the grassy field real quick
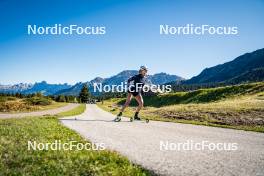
[0,104,150,175]
[57,104,86,117]
[98,82,264,132]
[0,96,67,113]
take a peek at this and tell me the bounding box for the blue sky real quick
[0,0,264,84]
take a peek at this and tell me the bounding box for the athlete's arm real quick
[127,75,136,83]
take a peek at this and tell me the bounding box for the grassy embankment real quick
[0,96,67,113]
[0,104,150,175]
[56,103,86,117]
[98,82,264,132]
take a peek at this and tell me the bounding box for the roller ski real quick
[113,112,122,122]
[130,112,149,123]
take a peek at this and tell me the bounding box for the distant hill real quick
[0,81,71,96]
[184,48,264,84]
[226,67,264,84]
[102,70,138,85]
[22,81,71,95]
[0,83,33,94]
[102,70,183,86]
[55,70,183,96]
[148,72,184,85]
[54,82,87,96]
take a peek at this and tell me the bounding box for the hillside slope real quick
[100,82,264,132]
[118,82,264,107]
[185,48,264,84]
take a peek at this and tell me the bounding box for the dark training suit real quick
[127,74,146,96]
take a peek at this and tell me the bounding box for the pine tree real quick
[36,92,42,97]
[79,84,90,103]
[56,95,66,102]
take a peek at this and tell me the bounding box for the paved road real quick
[0,103,79,119]
[61,104,264,176]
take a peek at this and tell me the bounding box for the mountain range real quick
[0,83,33,94]
[0,71,183,96]
[22,81,71,95]
[1,48,263,95]
[55,71,183,96]
[184,48,264,84]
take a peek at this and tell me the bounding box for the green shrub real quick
[56,95,66,102]
[25,97,52,106]
[0,96,17,102]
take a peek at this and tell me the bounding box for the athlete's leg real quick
[120,93,132,113]
[134,94,144,113]
[132,94,144,120]
[114,93,133,121]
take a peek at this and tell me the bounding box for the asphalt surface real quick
[60,104,264,176]
[0,103,79,119]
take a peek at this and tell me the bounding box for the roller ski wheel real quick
[131,117,149,123]
[114,116,121,122]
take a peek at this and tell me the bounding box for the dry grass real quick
[144,93,264,126]
[98,90,264,132]
[0,97,67,113]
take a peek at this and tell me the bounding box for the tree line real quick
[0,84,93,103]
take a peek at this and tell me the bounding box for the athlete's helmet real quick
[140,65,148,71]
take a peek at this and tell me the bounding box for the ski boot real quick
[114,112,122,122]
[134,112,141,121]
[134,116,141,121]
